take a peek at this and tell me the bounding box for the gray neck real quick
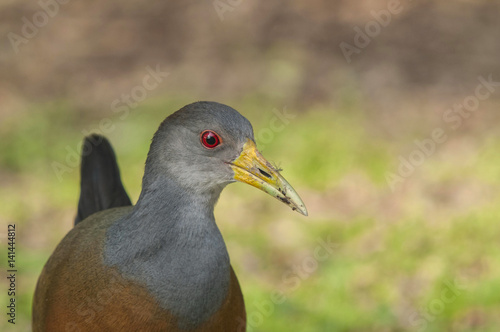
[104,176,231,329]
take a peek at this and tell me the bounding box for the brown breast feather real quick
[33,207,246,332]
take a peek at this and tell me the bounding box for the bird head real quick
[144,101,307,216]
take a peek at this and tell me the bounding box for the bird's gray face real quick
[150,102,307,215]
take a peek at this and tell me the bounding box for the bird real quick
[32,101,307,331]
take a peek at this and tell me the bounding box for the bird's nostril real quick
[258,168,272,179]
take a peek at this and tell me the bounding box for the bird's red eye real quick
[200,130,221,149]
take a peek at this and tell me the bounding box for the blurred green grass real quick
[1,96,500,331]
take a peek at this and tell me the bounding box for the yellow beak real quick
[228,139,308,216]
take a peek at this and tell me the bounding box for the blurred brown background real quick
[2,0,499,117]
[1,1,500,331]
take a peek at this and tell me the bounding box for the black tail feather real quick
[75,134,132,225]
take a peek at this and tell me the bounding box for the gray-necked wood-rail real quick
[32,101,308,331]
